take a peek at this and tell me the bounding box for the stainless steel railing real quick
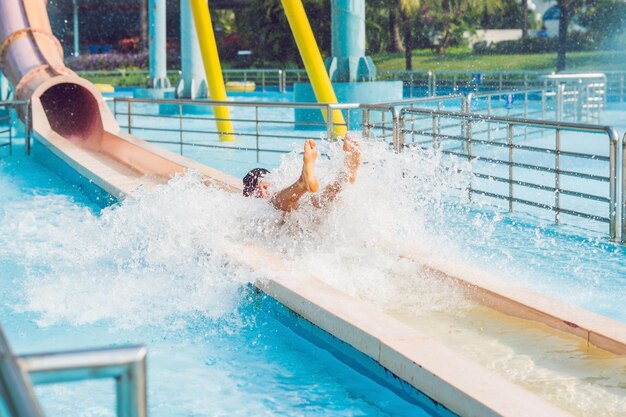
[222,69,285,92]
[77,69,287,92]
[398,107,620,241]
[0,325,147,417]
[541,73,606,123]
[110,97,381,161]
[0,100,30,157]
[76,68,626,103]
[109,96,623,241]
[622,132,626,244]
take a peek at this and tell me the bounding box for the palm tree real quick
[388,6,405,52]
[398,0,420,70]
[556,0,580,72]
[521,0,528,39]
[140,0,148,51]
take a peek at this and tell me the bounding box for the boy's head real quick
[243,168,270,198]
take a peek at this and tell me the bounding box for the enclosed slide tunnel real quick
[1,1,626,417]
[0,0,240,197]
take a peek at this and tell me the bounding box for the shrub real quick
[473,31,595,55]
[65,52,149,71]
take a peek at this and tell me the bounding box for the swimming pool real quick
[0,145,453,417]
[3,88,626,416]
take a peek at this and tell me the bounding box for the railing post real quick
[177,103,183,155]
[8,104,12,156]
[115,355,147,417]
[255,106,260,163]
[362,109,371,139]
[607,130,617,241]
[467,119,473,201]
[615,133,626,243]
[25,101,31,156]
[607,129,617,241]
[508,123,514,211]
[555,129,561,223]
[127,101,133,134]
[381,110,387,143]
[261,72,266,91]
[432,114,439,148]
[556,84,564,121]
[327,105,334,141]
[393,109,404,152]
[0,328,46,417]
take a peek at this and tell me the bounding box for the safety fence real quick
[76,69,286,92]
[76,68,626,104]
[395,108,620,240]
[110,97,390,174]
[109,96,623,242]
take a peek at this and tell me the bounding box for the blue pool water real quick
[0,146,451,417]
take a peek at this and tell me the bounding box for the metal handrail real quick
[19,346,147,417]
[0,330,45,417]
[371,94,465,108]
[622,133,626,244]
[111,97,362,161]
[0,325,147,417]
[109,96,622,241]
[0,100,30,156]
[399,107,620,240]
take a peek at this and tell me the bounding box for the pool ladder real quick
[0,326,147,417]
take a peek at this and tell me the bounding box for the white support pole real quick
[176,0,206,99]
[148,0,170,88]
[73,0,79,56]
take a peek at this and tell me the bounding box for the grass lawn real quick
[372,48,626,72]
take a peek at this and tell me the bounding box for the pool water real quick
[0,146,448,417]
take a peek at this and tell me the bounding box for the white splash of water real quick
[3,138,475,328]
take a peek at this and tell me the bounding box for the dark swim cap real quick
[242,168,270,196]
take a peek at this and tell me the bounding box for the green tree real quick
[578,0,626,50]
[365,0,395,54]
[237,0,330,67]
[556,0,579,72]
[397,0,420,70]
[521,0,528,39]
[421,0,503,55]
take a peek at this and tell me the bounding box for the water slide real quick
[2,1,625,416]
[0,0,240,198]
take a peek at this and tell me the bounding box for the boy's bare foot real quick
[343,133,361,183]
[300,139,319,192]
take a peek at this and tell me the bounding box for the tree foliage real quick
[237,0,330,67]
[418,0,503,54]
[578,0,626,50]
